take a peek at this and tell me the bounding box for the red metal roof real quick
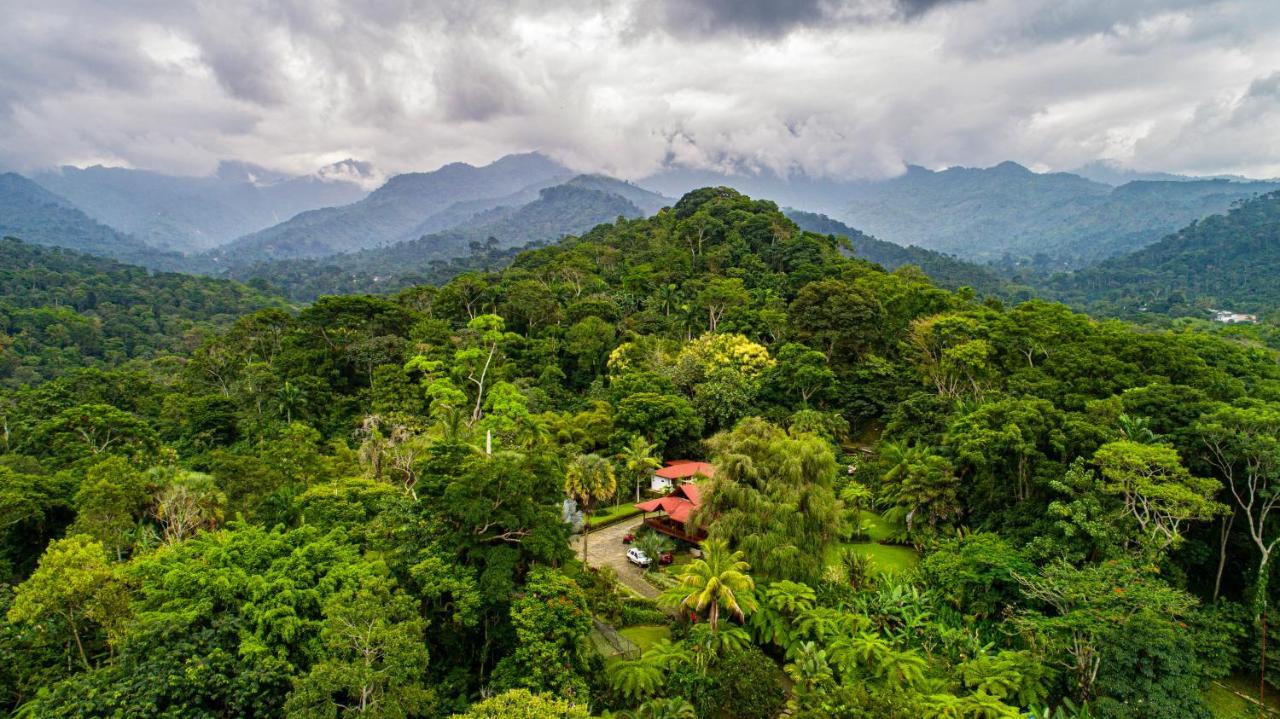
[634,481,704,525]
[666,501,695,524]
[655,461,715,480]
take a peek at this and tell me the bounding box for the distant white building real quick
[1211,309,1258,324]
[649,460,716,494]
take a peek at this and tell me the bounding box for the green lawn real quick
[619,625,671,653]
[1205,676,1280,718]
[827,510,919,576]
[588,504,642,529]
[852,509,895,543]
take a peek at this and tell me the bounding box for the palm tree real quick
[683,623,751,672]
[632,532,673,573]
[1116,413,1159,444]
[785,641,835,694]
[607,659,664,703]
[619,435,662,503]
[564,453,617,559]
[277,380,305,423]
[660,539,758,632]
[633,697,697,719]
[607,640,691,705]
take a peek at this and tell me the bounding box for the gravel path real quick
[573,519,660,599]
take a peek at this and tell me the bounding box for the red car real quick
[659,552,674,566]
[622,533,635,544]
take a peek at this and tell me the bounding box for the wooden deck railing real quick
[644,516,705,544]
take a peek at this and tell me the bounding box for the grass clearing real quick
[825,510,920,576]
[1205,675,1280,718]
[619,625,671,653]
[851,509,896,543]
[588,504,642,529]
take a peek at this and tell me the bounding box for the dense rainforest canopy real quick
[0,187,1277,718]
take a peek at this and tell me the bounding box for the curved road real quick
[573,519,660,599]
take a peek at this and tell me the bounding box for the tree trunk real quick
[1215,511,1235,601]
[1259,553,1271,718]
[709,601,719,633]
[1261,614,1268,719]
[70,621,91,670]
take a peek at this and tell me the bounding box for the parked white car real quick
[626,547,652,568]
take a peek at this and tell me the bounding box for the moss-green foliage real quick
[1045,191,1280,316]
[2,185,1278,718]
[0,238,282,387]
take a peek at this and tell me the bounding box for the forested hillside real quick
[1,188,1277,719]
[842,162,1280,267]
[1046,191,1280,317]
[0,238,281,386]
[786,210,1010,295]
[0,174,182,270]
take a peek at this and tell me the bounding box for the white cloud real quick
[1,0,1278,179]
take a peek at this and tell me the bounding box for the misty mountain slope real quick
[227,181,648,300]
[562,175,671,215]
[32,160,371,253]
[786,210,1007,295]
[210,152,571,265]
[1045,191,1280,315]
[0,173,182,269]
[842,162,1280,267]
[404,177,567,239]
[641,165,857,218]
[385,181,646,263]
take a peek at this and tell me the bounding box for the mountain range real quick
[646,161,1280,269]
[8,152,1280,313]
[784,210,1007,296]
[32,160,373,253]
[205,153,575,265]
[226,176,670,300]
[0,173,182,269]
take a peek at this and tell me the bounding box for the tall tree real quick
[1196,402,1280,703]
[661,539,758,632]
[564,453,617,559]
[699,418,844,584]
[619,435,662,503]
[8,535,124,670]
[1092,440,1224,555]
[285,569,433,719]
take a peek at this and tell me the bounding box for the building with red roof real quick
[635,479,707,544]
[649,460,716,493]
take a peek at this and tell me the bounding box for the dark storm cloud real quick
[1,0,1279,179]
[648,0,831,38]
[434,43,529,122]
[896,0,974,19]
[640,0,971,39]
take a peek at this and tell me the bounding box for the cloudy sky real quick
[3,0,1280,181]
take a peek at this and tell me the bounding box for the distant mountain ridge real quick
[32,160,372,253]
[0,173,182,269]
[226,177,667,300]
[210,152,574,265]
[844,162,1280,268]
[1045,191,1280,316]
[785,210,1007,295]
[645,160,1280,269]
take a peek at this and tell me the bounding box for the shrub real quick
[704,645,786,719]
[620,602,667,627]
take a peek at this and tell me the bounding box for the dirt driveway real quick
[573,519,660,599]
